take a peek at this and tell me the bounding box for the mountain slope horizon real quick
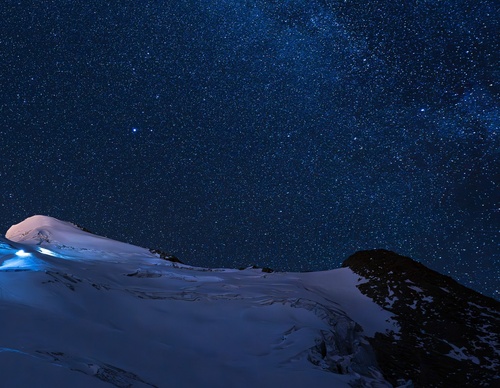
[1,215,498,387]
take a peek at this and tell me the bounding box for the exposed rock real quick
[126,270,162,278]
[74,224,95,234]
[148,248,183,264]
[238,265,275,273]
[343,249,500,388]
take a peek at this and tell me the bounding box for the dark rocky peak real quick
[74,224,95,234]
[343,249,479,298]
[342,249,500,387]
[148,248,183,264]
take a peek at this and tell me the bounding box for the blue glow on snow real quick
[15,250,31,258]
[37,247,63,258]
[0,257,39,271]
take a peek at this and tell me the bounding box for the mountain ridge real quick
[0,216,396,387]
[1,216,498,387]
[343,249,500,387]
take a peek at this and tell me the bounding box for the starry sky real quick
[1,1,498,299]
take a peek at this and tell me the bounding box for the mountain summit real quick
[343,250,500,387]
[1,216,498,387]
[6,215,151,256]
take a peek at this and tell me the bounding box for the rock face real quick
[148,248,183,264]
[342,249,500,387]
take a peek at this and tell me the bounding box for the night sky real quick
[1,1,498,299]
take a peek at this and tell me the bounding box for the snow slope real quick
[6,215,152,258]
[1,216,398,387]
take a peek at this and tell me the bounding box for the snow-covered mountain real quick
[1,216,498,387]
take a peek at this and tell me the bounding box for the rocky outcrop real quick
[343,249,500,387]
[148,248,183,264]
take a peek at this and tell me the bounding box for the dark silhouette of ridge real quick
[343,249,500,387]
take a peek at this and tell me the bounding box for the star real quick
[0,0,497,299]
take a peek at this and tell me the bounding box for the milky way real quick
[1,1,498,298]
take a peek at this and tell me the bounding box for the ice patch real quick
[444,341,480,365]
[385,286,398,308]
[37,247,65,258]
[385,296,398,309]
[388,285,394,297]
